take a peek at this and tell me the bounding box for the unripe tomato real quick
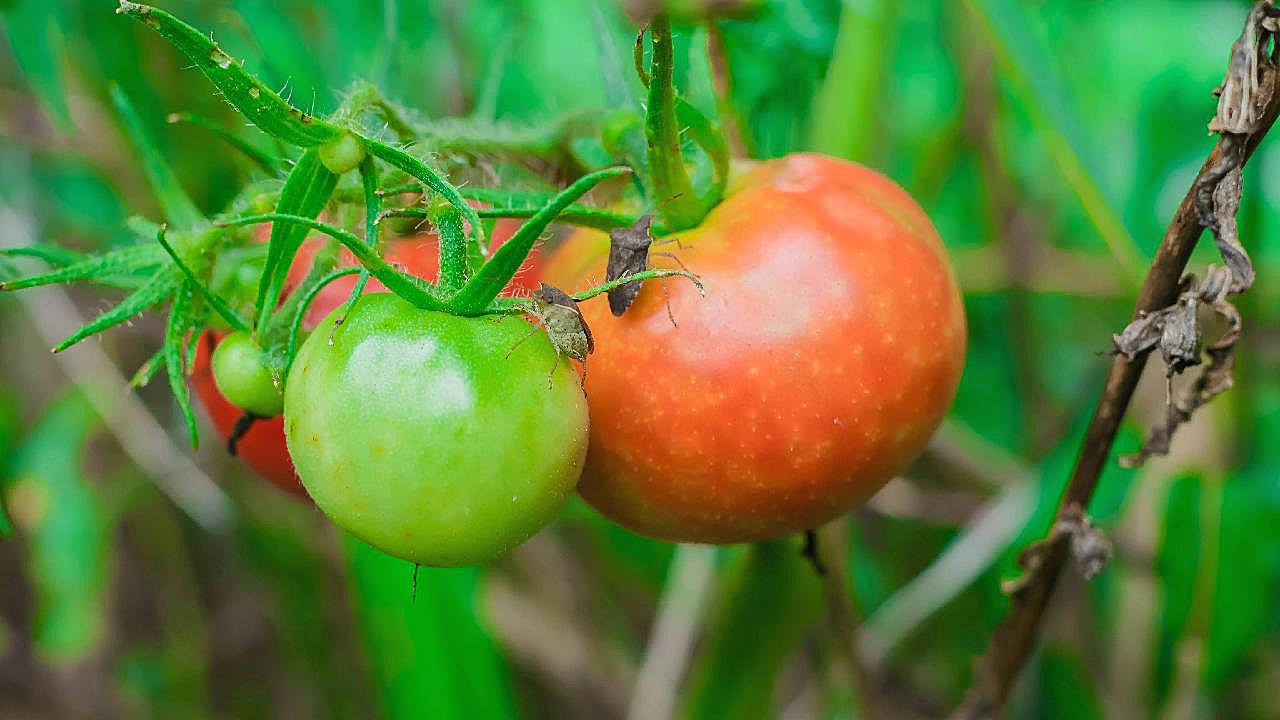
[210,330,283,417]
[190,219,534,496]
[545,153,966,543]
[285,293,588,565]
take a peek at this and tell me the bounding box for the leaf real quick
[681,541,822,720]
[166,112,283,175]
[4,392,110,659]
[447,166,631,315]
[807,0,897,162]
[117,2,343,148]
[343,538,518,719]
[110,84,203,229]
[967,0,1145,285]
[1,0,72,131]
[253,148,338,331]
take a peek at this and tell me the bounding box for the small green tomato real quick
[210,331,284,417]
[318,132,366,175]
[284,293,588,566]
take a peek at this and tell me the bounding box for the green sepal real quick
[445,167,631,316]
[110,83,203,229]
[0,244,165,292]
[116,2,344,149]
[360,137,486,255]
[52,272,179,353]
[221,214,448,312]
[285,267,362,368]
[253,148,338,333]
[163,282,200,448]
[154,226,248,331]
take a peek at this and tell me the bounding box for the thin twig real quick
[951,5,1280,715]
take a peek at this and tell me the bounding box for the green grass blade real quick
[681,541,823,720]
[1,1,72,132]
[447,166,630,315]
[116,2,343,148]
[808,0,897,162]
[166,112,283,174]
[5,392,110,659]
[110,84,203,229]
[967,0,1145,284]
[344,538,518,720]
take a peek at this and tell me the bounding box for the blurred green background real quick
[2,0,1278,718]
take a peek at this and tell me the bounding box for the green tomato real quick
[284,293,588,566]
[210,331,284,417]
[318,132,366,175]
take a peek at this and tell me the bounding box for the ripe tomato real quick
[545,153,966,543]
[190,220,534,496]
[284,293,588,565]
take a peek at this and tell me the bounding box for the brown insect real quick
[605,215,686,323]
[507,283,594,387]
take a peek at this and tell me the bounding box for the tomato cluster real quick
[201,154,964,557]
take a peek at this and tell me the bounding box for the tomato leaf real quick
[253,148,339,333]
[446,166,631,315]
[116,1,344,148]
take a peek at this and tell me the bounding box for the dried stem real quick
[952,5,1280,716]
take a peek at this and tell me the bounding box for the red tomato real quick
[545,154,966,543]
[191,220,534,496]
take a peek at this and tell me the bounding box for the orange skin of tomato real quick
[544,153,967,543]
[190,220,533,496]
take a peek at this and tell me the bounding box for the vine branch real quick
[952,3,1280,716]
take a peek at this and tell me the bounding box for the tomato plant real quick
[546,153,966,543]
[284,292,589,566]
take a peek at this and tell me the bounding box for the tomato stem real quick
[644,15,702,232]
[433,202,469,292]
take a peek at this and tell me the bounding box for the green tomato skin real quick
[210,331,284,417]
[284,293,588,566]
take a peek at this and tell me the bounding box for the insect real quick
[508,283,594,387]
[605,214,685,322]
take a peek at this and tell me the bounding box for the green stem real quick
[645,16,701,231]
[285,267,362,366]
[432,203,468,292]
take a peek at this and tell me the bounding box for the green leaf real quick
[1,0,72,131]
[967,0,1144,285]
[446,166,630,315]
[253,148,338,332]
[110,84,203,229]
[681,541,822,720]
[4,392,110,659]
[344,538,518,720]
[166,112,283,175]
[808,0,897,163]
[117,2,343,148]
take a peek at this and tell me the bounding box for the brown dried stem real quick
[951,4,1280,717]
